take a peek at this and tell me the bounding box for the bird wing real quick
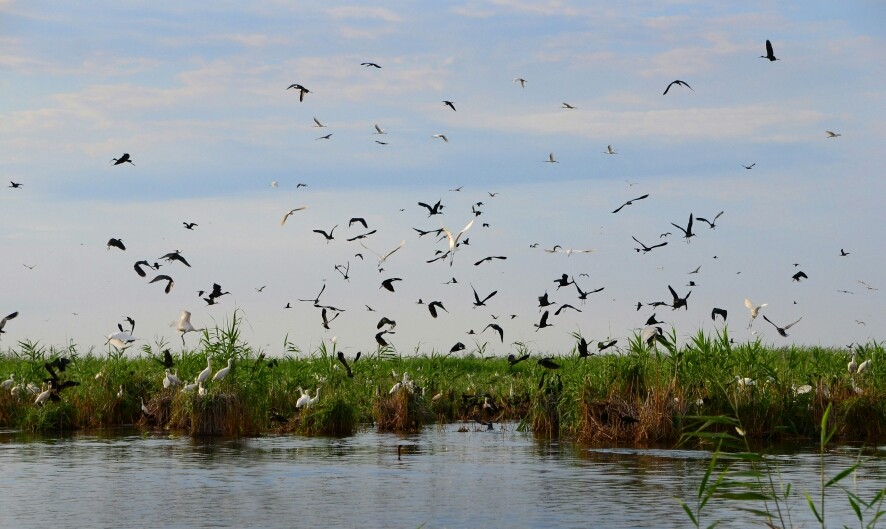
[766,40,774,57]
[761,315,778,328]
[668,285,679,302]
[663,81,675,95]
[380,240,406,261]
[744,298,753,310]
[631,236,648,250]
[612,202,627,214]
[784,317,802,330]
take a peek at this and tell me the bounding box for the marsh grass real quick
[0,324,883,442]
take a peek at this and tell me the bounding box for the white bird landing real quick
[173,310,204,345]
[106,331,136,350]
[744,298,768,328]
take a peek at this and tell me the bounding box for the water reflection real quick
[0,425,883,528]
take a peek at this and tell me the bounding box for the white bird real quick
[212,358,232,382]
[389,381,402,394]
[174,310,203,345]
[441,219,474,266]
[198,382,206,397]
[857,358,872,374]
[106,331,136,350]
[270,181,279,187]
[373,124,386,135]
[604,145,617,155]
[307,387,321,407]
[196,357,212,384]
[117,385,125,399]
[182,379,198,393]
[432,134,448,142]
[848,354,858,375]
[733,376,755,388]
[0,374,14,391]
[744,298,768,327]
[35,384,52,405]
[545,152,559,163]
[360,240,406,270]
[296,387,311,408]
[164,369,182,388]
[546,247,595,257]
[641,325,663,345]
[280,206,308,226]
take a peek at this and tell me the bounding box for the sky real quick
[1,1,884,358]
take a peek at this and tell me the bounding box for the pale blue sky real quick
[1,1,883,356]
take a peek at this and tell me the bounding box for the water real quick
[1,425,884,528]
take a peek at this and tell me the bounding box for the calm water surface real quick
[1,425,884,528]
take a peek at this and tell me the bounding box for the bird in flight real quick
[663,80,692,95]
[760,39,779,62]
[287,83,310,101]
[840,249,850,257]
[671,213,696,241]
[313,225,338,242]
[107,238,126,251]
[432,134,448,142]
[441,219,475,266]
[632,236,668,253]
[711,307,727,322]
[361,62,381,68]
[280,206,308,226]
[315,133,333,140]
[742,163,756,170]
[512,77,526,88]
[360,240,406,270]
[561,102,576,109]
[9,181,23,189]
[112,153,134,166]
[762,315,802,337]
[149,274,174,294]
[418,199,444,216]
[0,311,18,335]
[826,131,841,138]
[668,285,691,310]
[696,211,724,230]
[604,145,617,155]
[374,124,386,135]
[792,271,808,282]
[442,100,457,111]
[744,298,768,327]
[183,222,197,230]
[471,284,497,308]
[380,278,402,292]
[160,250,191,267]
[545,153,559,164]
[612,194,649,214]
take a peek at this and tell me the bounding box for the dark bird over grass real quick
[537,357,560,369]
[763,315,802,337]
[0,311,19,334]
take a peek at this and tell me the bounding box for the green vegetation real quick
[0,319,882,443]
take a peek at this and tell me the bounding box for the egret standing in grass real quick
[213,358,232,382]
[197,357,212,385]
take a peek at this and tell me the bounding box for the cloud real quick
[326,6,402,23]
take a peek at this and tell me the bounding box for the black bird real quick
[537,357,560,369]
[321,308,340,330]
[577,337,592,358]
[349,217,368,229]
[553,274,573,289]
[316,133,333,140]
[347,229,377,242]
[711,307,728,322]
[427,301,447,318]
[762,315,802,337]
[442,100,457,111]
[612,194,650,213]
[742,163,756,170]
[417,200,444,216]
[159,250,191,267]
[484,323,504,342]
[133,260,153,277]
[149,274,174,294]
[107,238,126,251]
[597,339,618,352]
[668,285,691,310]
[45,356,72,374]
[183,222,197,230]
[375,330,394,347]
[696,211,724,230]
[534,311,552,331]
[380,278,402,292]
[507,353,530,366]
[111,153,134,166]
[286,83,310,101]
[537,292,555,309]
[450,342,466,354]
[313,225,338,242]
[663,80,692,95]
[840,249,849,257]
[9,181,23,188]
[207,283,230,303]
[574,282,604,303]
[156,349,174,369]
[299,283,326,306]
[361,62,381,68]
[376,316,397,330]
[632,236,668,253]
[555,304,581,315]
[413,227,444,237]
[792,271,808,282]
[670,213,696,241]
[471,284,497,308]
[760,39,779,62]
[474,256,507,266]
[123,316,135,333]
[336,351,354,378]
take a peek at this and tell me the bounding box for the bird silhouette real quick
[632,236,668,253]
[670,214,696,241]
[792,271,808,282]
[107,238,126,251]
[668,285,691,310]
[474,255,507,266]
[760,39,779,61]
[418,199,444,216]
[762,315,802,337]
[361,62,381,68]
[826,130,841,138]
[544,153,559,163]
[9,181,23,188]
[159,250,191,267]
[483,323,504,342]
[287,83,310,101]
[380,278,402,292]
[696,211,724,230]
[111,153,134,166]
[471,284,497,308]
[442,100,457,111]
[839,249,849,257]
[711,308,727,322]
[149,274,174,294]
[537,357,560,369]
[0,311,19,335]
[612,194,649,213]
[742,163,756,170]
[663,80,692,95]
[313,225,338,242]
[507,353,530,366]
[427,301,447,318]
[534,311,552,331]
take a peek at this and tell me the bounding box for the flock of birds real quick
[2,37,879,405]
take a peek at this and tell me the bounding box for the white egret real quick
[34,384,52,405]
[212,358,232,382]
[848,354,858,375]
[198,382,206,397]
[858,358,872,374]
[296,387,311,408]
[280,206,308,226]
[182,379,198,393]
[307,387,321,407]
[117,385,125,399]
[744,298,768,327]
[106,331,136,350]
[174,311,203,345]
[164,369,182,388]
[196,357,212,384]
[441,218,474,266]
[0,374,14,390]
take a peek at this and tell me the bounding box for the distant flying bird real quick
[442,100,457,111]
[111,153,134,166]
[280,206,308,226]
[441,218,475,266]
[183,222,197,230]
[696,211,724,229]
[744,298,768,327]
[670,213,696,241]
[380,278,402,292]
[612,194,649,213]
[315,133,333,140]
[544,153,559,164]
[361,62,381,68]
[312,117,326,127]
[533,311,552,331]
[474,255,507,266]
[427,301,447,318]
[512,77,526,87]
[432,134,448,142]
[632,236,668,253]
[668,285,691,310]
[483,323,504,342]
[287,83,310,101]
[561,102,576,109]
[742,163,756,170]
[9,181,23,188]
[826,131,841,138]
[604,145,617,155]
[373,124,386,135]
[762,315,802,337]
[107,238,126,251]
[418,199,444,216]
[663,80,692,95]
[760,39,779,61]
[320,308,340,330]
[839,249,849,257]
[313,225,337,242]
[471,284,497,308]
[574,282,603,303]
[792,271,808,282]
[159,250,191,267]
[0,311,18,335]
[711,308,727,322]
[360,240,405,269]
[149,274,174,294]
